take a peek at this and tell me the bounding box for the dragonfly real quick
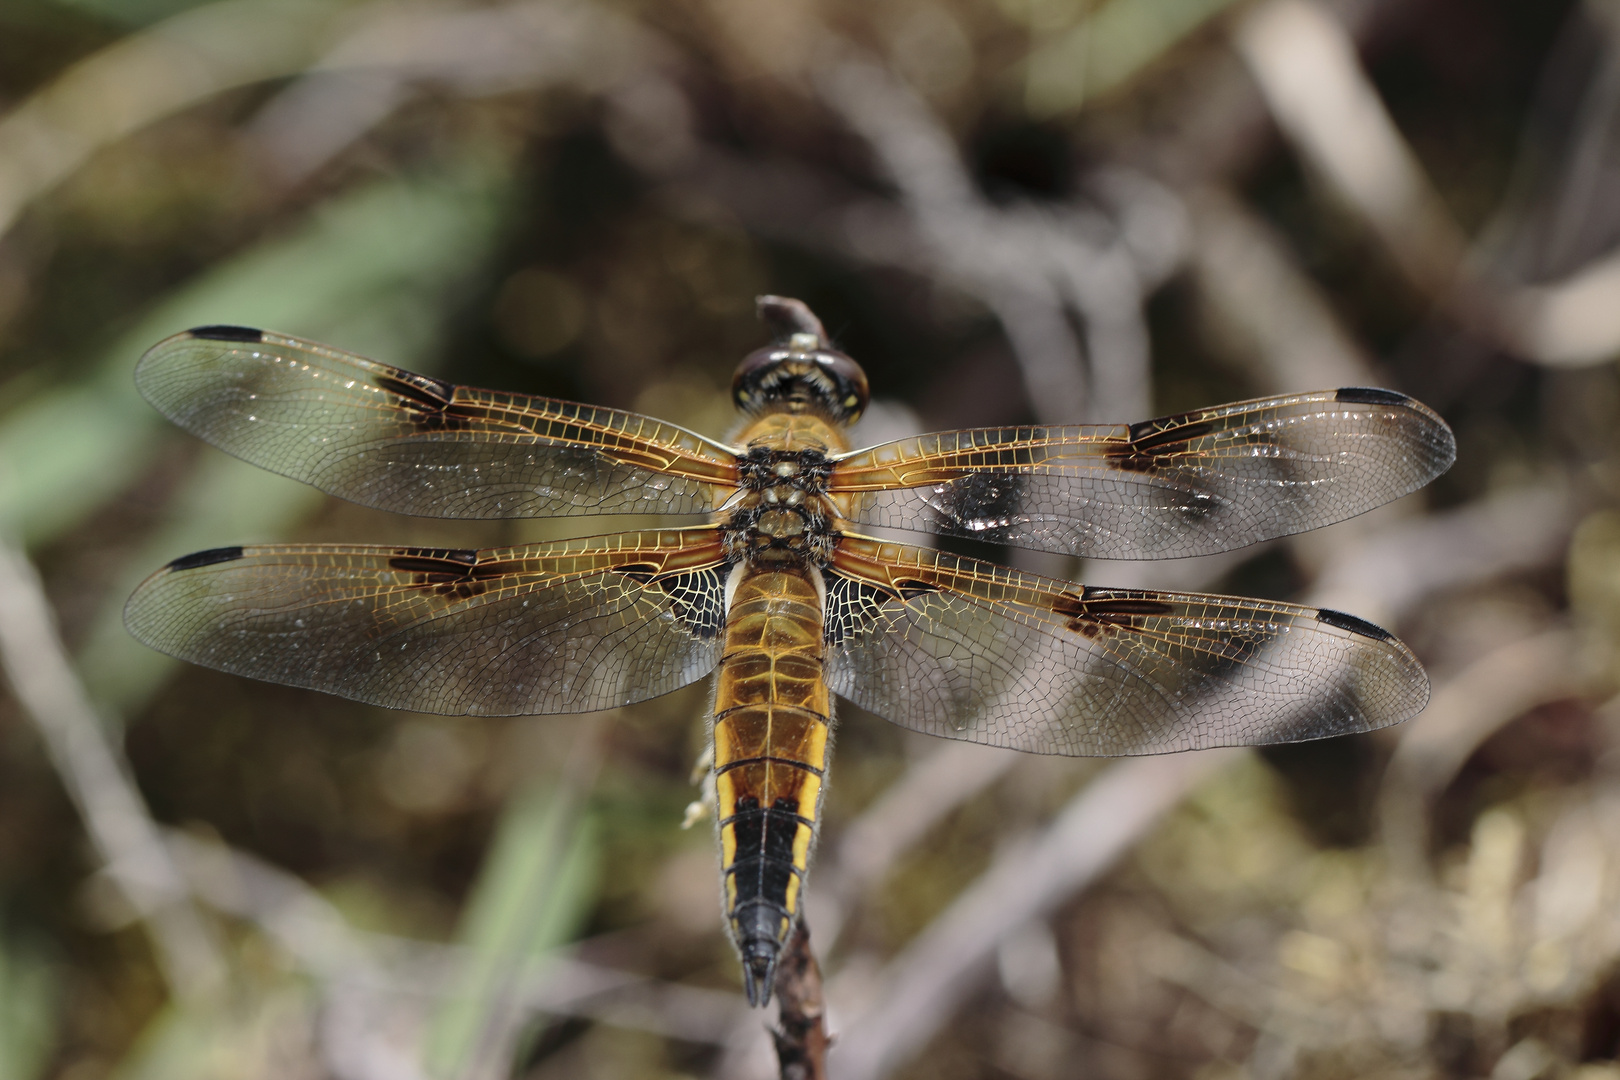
[125,296,1455,1006]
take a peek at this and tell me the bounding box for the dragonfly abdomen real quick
[712,567,831,1006]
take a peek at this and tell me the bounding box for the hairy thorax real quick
[721,413,851,567]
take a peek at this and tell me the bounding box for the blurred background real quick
[1,0,1619,1077]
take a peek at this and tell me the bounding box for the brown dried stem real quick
[0,538,225,1000]
[772,921,830,1080]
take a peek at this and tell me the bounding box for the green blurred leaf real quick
[34,171,509,713]
[1023,0,1246,114]
[422,781,601,1079]
[0,931,59,1080]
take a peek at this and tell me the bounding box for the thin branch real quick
[1234,0,1468,297]
[1188,187,1377,391]
[827,749,1241,1080]
[1307,480,1578,625]
[1539,2,1620,272]
[1236,0,1620,367]
[247,0,656,183]
[819,472,1581,1079]
[0,538,225,999]
[815,56,1171,422]
[771,922,830,1080]
[0,0,340,238]
[1379,628,1589,877]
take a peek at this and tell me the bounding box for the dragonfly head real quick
[733,296,869,425]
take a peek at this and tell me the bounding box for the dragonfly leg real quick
[682,748,716,830]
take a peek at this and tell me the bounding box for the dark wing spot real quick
[893,578,938,602]
[187,325,263,343]
[388,549,479,574]
[1124,417,1219,453]
[1335,387,1411,407]
[613,562,660,585]
[1316,607,1394,641]
[387,550,490,600]
[1055,587,1176,633]
[1107,417,1221,473]
[1052,591,1084,619]
[375,372,455,413]
[1082,586,1178,618]
[166,546,244,571]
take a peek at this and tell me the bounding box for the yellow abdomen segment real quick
[711,568,830,1005]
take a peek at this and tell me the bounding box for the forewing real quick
[136,327,740,519]
[124,529,729,716]
[830,388,1455,559]
[824,536,1428,756]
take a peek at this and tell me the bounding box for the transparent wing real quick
[823,535,1428,756]
[136,327,741,519]
[124,528,730,716]
[830,388,1455,559]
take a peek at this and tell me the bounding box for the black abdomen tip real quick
[188,325,264,343]
[1335,387,1411,407]
[1316,607,1394,641]
[167,546,245,571]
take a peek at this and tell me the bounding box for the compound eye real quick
[732,347,787,407]
[815,350,869,419]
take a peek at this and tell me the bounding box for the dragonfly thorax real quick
[722,446,841,566]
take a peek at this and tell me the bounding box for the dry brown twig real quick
[812,476,1580,1080]
[827,748,1240,1080]
[813,55,1175,424]
[1237,0,1620,367]
[0,537,225,1001]
[0,0,341,239]
[246,0,655,184]
[1379,628,1590,877]
[3,4,1607,1075]
[771,922,830,1080]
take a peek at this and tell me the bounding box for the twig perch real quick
[772,921,830,1080]
[0,537,225,999]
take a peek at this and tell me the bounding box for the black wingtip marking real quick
[1335,387,1411,407]
[187,325,264,343]
[167,546,245,571]
[1317,607,1394,641]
